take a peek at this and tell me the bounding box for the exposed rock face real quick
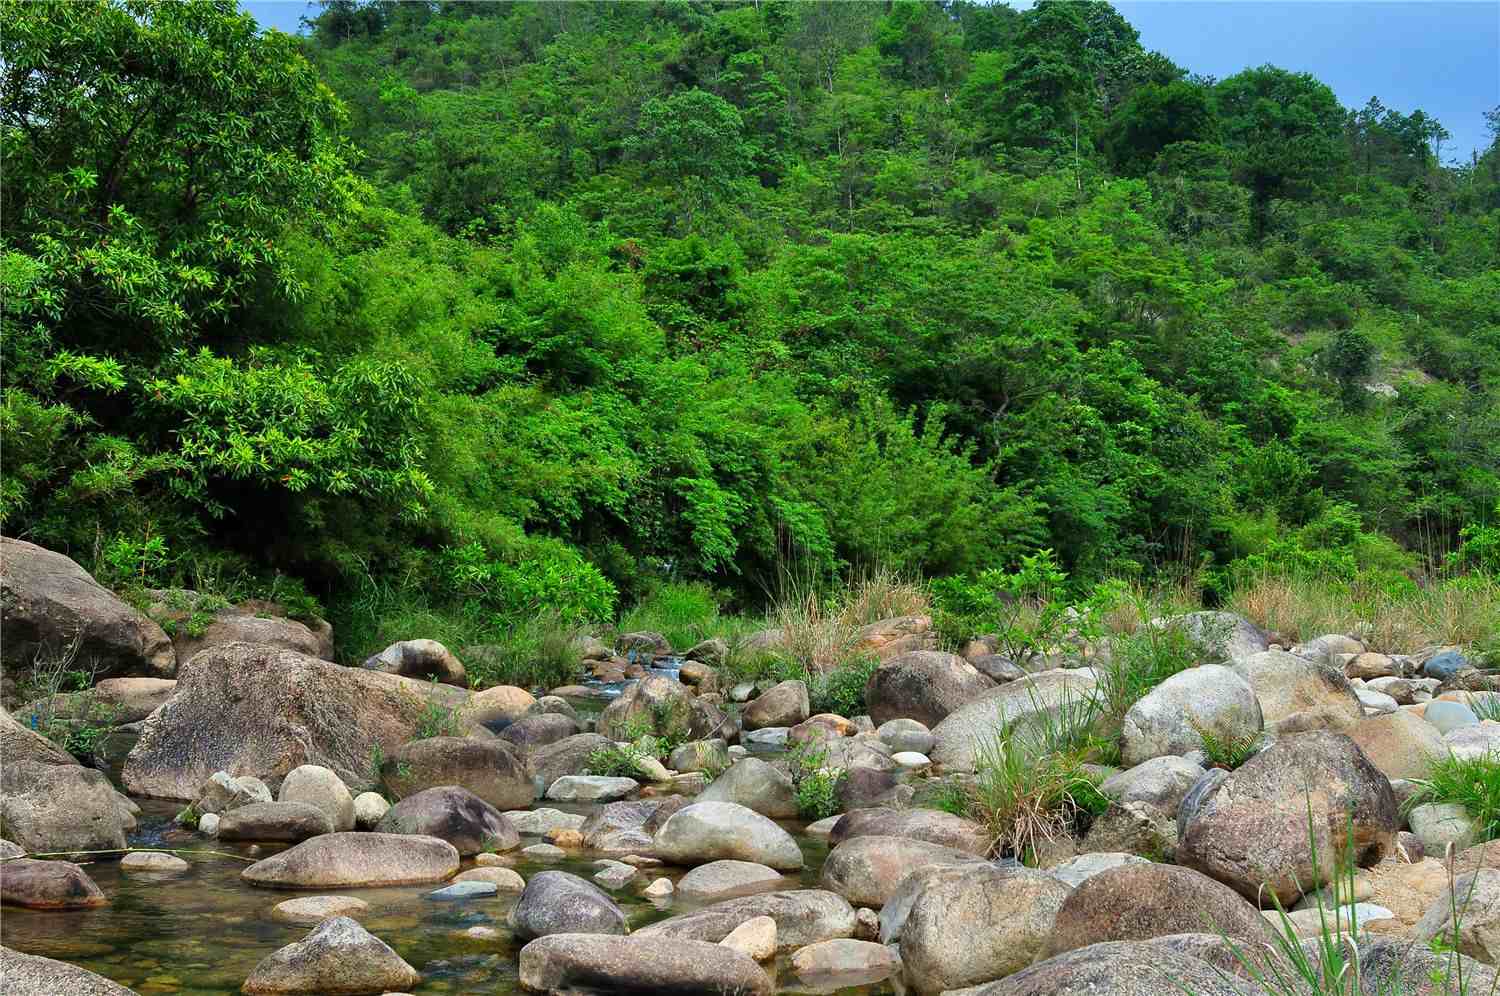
[0,709,78,766]
[509,870,627,940]
[363,638,466,687]
[967,940,1256,996]
[597,675,722,742]
[0,760,127,853]
[1349,710,1446,780]
[1233,650,1362,733]
[0,858,108,909]
[898,865,1072,993]
[741,680,810,730]
[376,786,519,855]
[518,933,773,996]
[1177,731,1399,905]
[1414,868,1500,965]
[121,643,475,799]
[217,802,334,843]
[1120,664,1263,766]
[0,946,140,995]
[1,537,175,704]
[241,916,419,995]
[828,806,991,855]
[1045,862,1271,956]
[930,669,1100,772]
[635,889,856,952]
[241,832,459,888]
[380,736,533,810]
[820,834,988,908]
[864,650,994,728]
[697,757,796,818]
[651,801,803,871]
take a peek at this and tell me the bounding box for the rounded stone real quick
[270,895,370,926]
[241,915,418,995]
[677,860,785,900]
[651,801,803,871]
[1425,700,1479,734]
[120,851,190,873]
[509,870,627,940]
[278,764,356,832]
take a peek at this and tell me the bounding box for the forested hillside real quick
[4,0,1498,657]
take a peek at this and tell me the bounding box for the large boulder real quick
[0,760,127,853]
[864,650,994,728]
[509,870,627,940]
[121,643,476,799]
[241,915,418,995]
[1414,868,1500,965]
[518,933,772,996]
[380,736,532,810]
[497,712,579,751]
[820,834,988,908]
[0,946,140,995]
[967,940,1256,996]
[899,865,1072,993]
[0,858,108,909]
[651,801,803,871]
[931,669,1100,772]
[597,675,721,742]
[466,684,536,730]
[852,614,934,662]
[241,832,459,888]
[828,806,990,855]
[0,709,78,766]
[0,537,175,703]
[362,638,466,687]
[278,764,355,832]
[697,757,796,819]
[741,680,809,730]
[635,889,856,951]
[1349,710,1446,781]
[531,732,614,788]
[1169,611,1269,664]
[217,801,334,843]
[192,771,273,816]
[1233,650,1362,734]
[375,785,519,855]
[1120,664,1263,766]
[579,797,684,853]
[1045,862,1271,956]
[1177,731,1399,905]
[1099,755,1203,813]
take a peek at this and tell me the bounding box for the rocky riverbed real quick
[3,536,1500,995]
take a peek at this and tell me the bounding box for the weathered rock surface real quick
[498,712,579,751]
[119,851,189,873]
[122,643,474,799]
[0,858,108,909]
[635,889,856,951]
[1349,710,1446,780]
[876,717,934,754]
[1414,868,1500,965]
[0,946,139,995]
[218,801,334,843]
[821,834,988,908]
[0,760,127,853]
[518,933,772,996]
[677,859,786,900]
[530,733,613,790]
[17,676,177,728]
[742,679,810,730]
[509,870,627,940]
[966,940,1255,996]
[376,786,519,855]
[269,895,370,925]
[363,638,466,687]
[791,938,900,981]
[827,806,991,854]
[277,764,355,832]
[1120,664,1263,766]
[652,801,803,870]
[899,865,1072,993]
[242,832,459,888]
[0,709,77,766]
[1,537,175,704]
[931,669,1099,772]
[466,684,536,729]
[697,757,796,818]
[546,775,638,802]
[241,915,419,995]
[192,771,273,816]
[865,651,994,728]
[1171,611,1270,664]
[381,736,532,810]
[1177,731,1398,905]
[352,791,389,830]
[597,675,721,742]
[1233,650,1362,733]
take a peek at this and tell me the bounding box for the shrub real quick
[786,734,843,821]
[808,654,880,717]
[929,550,1071,667]
[616,581,741,651]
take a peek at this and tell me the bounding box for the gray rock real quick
[546,775,638,802]
[697,757,796,818]
[1415,868,1500,964]
[1427,699,1480,733]
[0,858,107,909]
[685,637,729,666]
[676,860,785,900]
[1170,611,1270,664]
[242,832,459,888]
[899,865,1072,992]
[0,946,139,995]
[821,834,988,908]
[829,806,990,854]
[1294,634,1364,665]
[1357,687,1400,715]
[876,717,935,754]
[1409,803,1479,853]
[277,764,355,832]
[510,870,627,939]
[617,631,672,657]
[742,679,810,730]
[0,760,127,853]
[1360,935,1500,995]
[363,638,466,687]
[241,915,418,995]
[530,733,614,789]
[120,851,189,873]
[269,895,370,925]
[0,709,78,767]
[518,933,771,995]
[1446,721,1500,761]
[579,798,675,853]
[791,937,900,982]
[865,650,995,728]
[193,771,273,816]
[593,861,638,890]
[635,889,856,951]
[376,786,519,855]
[741,727,789,749]
[597,675,722,743]
[218,801,334,843]
[966,939,1256,995]
[1233,650,1362,734]
[652,801,803,870]
[1099,755,1202,812]
[970,653,1026,684]
[426,880,498,900]
[667,738,727,773]
[1121,664,1263,766]
[507,807,586,836]
[931,669,1100,772]
[381,736,533,811]
[1177,731,1398,905]
[499,712,580,751]
[1048,851,1150,888]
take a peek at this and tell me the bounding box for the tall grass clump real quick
[755,566,929,676]
[1410,752,1500,843]
[1093,599,1205,732]
[615,581,761,651]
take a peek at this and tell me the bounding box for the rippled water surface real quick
[2,798,896,995]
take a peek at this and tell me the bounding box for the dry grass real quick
[770,568,930,671]
[1227,572,1500,653]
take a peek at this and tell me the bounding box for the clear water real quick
[1,798,897,995]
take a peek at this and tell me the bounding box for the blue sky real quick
[242,1,1498,159]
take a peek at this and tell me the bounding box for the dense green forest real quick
[4,0,1498,658]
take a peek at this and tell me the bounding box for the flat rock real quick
[518,933,772,995]
[506,807,587,835]
[426,880,498,900]
[242,832,459,889]
[677,859,785,900]
[821,834,988,908]
[454,866,525,891]
[828,806,990,855]
[546,775,638,802]
[966,939,1255,995]
[119,851,189,873]
[217,801,334,843]
[270,895,370,925]
[0,858,107,909]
